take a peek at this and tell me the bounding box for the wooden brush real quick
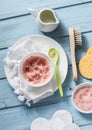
[69,27,82,81]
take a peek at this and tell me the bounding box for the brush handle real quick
[54,64,63,96]
[69,27,78,81]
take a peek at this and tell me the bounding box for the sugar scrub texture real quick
[79,47,92,79]
[74,86,92,111]
[22,56,51,85]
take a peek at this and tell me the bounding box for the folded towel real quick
[4,38,55,106]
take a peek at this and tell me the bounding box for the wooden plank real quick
[0,0,92,19]
[0,31,92,78]
[0,49,8,78]
[0,97,92,130]
[0,78,60,109]
[81,125,92,130]
[0,1,92,130]
[0,2,92,49]
[0,64,91,109]
[0,79,23,109]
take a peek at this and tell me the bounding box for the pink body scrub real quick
[22,56,51,85]
[74,86,92,111]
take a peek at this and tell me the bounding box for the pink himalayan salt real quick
[74,86,92,111]
[22,56,51,85]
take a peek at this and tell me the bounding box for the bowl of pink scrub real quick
[72,83,92,114]
[19,52,54,87]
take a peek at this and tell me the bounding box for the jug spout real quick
[28,8,38,17]
[28,7,60,32]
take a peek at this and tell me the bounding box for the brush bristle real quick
[74,29,82,45]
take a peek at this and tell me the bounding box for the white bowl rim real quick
[19,52,54,88]
[72,82,92,114]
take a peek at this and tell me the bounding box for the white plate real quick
[5,35,68,92]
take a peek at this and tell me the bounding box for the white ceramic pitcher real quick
[28,8,60,32]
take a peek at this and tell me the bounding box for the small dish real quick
[19,52,54,88]
[4,35,68,92]
[72,82,92,114]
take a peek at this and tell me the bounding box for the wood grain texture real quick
[0,2,92,49]
[69,27,78,81]
[0,0,92,19]
[0,65,91,109]
[0,1,92,130]
[0,31,92,78]
[0,98,92,130]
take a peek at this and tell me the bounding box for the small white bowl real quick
[19,52,54,88]
[72,82,92,114]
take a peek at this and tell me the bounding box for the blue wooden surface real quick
[0,0,92,130]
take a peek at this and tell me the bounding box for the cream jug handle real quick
[28,8,38,17]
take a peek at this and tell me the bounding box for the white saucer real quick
[5,35,68,92]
